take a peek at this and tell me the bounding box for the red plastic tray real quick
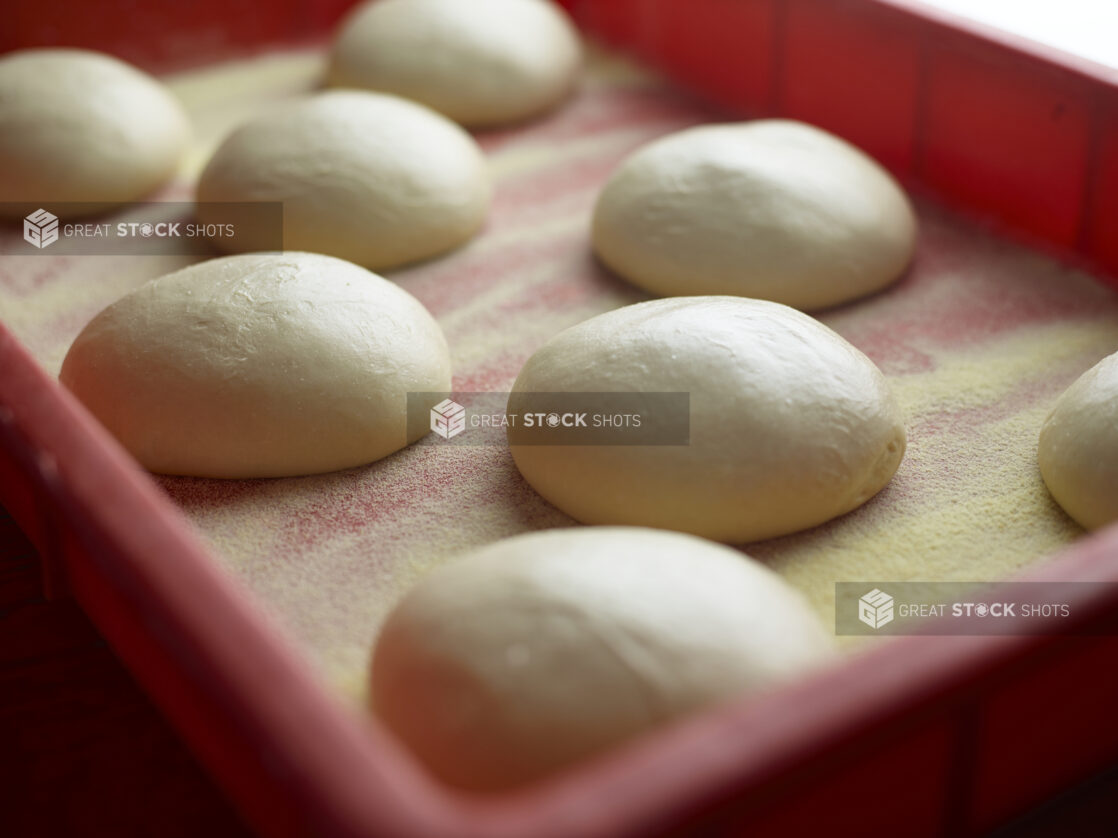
[4,1,1118,835]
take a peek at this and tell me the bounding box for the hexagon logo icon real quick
[24,208,59,249]
[430,398,466,440]
[858,588,894,629]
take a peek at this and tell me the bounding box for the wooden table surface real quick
[2,501,1117,838]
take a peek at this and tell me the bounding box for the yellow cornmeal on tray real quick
[2,47,1116,702]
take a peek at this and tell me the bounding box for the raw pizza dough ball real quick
[592,120,917,310]
[327,0,582,127]
[372,526,835,791]
[509,297,906,542]
[1038,351,1118,530]
[196,90,490,270]
[59,252,451,478]
[0,49,189,217]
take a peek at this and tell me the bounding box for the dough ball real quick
[592,120,917,310]
[59,252,451,478]
[327,0,581,127]
[372,526,834,791]
[0,49,189,217]
[196,90,490,270]
[509,297,906,542]
[1038,351,1118,530]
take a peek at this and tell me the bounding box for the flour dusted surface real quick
[2,47,1116,701]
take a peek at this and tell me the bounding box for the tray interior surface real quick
[1,44,1116,712]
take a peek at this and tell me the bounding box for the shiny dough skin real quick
[592,120,917,310]
[60,252,452,478]
[0,48,189,217]
[328,0,582,127]
[1039,350,1118,531]
[508,297,907,542]
[372,526,835,791]
[196,90,491,270]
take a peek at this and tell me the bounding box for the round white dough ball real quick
[195,90,491,270]
[592,120,917,310]
[0,48,189,217]
[1038,351,1118,530]
[327,0,582,127]
[372,526,835,791]
[59,252,451,478]
[509,297,906,542]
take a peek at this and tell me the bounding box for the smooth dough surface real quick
[509,297,906,542]
[1038,351,1118,531]
[372,526,835,791]
[592,120,917,310]
[0,49,189,217]
[328,0,582,127]
[59,252,451,478]
[196,90,491,269]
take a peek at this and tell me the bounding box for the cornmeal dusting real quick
[2,48,1115,702]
